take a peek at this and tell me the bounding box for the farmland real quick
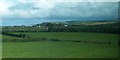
[0,35,1,59]
[2,20,119,58]
[2,32,118,58]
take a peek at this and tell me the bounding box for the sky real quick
[0,0,119,26]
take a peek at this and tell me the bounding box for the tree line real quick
[2,21,119,34]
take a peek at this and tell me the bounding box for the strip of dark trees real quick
[2,32,27,38]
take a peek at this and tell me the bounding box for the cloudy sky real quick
[0,0,119,26]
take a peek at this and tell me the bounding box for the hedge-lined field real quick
[2,32,118,44]
[2,32,118,58]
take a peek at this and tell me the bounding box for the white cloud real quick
[0,0,118,26]
[0,0,118,20]
[0,2,13,16]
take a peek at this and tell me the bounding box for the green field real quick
[12,32,118,42]
[2,32,118,58]
[0,35,2,59]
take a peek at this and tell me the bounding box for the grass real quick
[2,32,118,58]
[13,32,118,42]
[2,35,19,42]
[2,35,18,40]
[0,35,2,59]
[3,42,118,58]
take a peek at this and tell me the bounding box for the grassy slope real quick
[2,35,19,42]
[2,32,118,58]
[2,35,18,40]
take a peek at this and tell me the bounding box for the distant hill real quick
[66,20,118,25]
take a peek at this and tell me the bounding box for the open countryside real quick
[1,1,119,59]
[2,20,119,58]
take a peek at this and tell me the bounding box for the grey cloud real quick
[2,2,118,20]
[8,2,38,11]
[46,2,118,20]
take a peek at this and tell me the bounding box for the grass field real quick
[13,32,118,42]
[2,32,118,58]
[0,35,2,59]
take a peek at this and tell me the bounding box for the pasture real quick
[0,35,2,59]
[2,32,118,58]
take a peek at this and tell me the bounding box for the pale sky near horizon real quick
[0,0,119,26]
